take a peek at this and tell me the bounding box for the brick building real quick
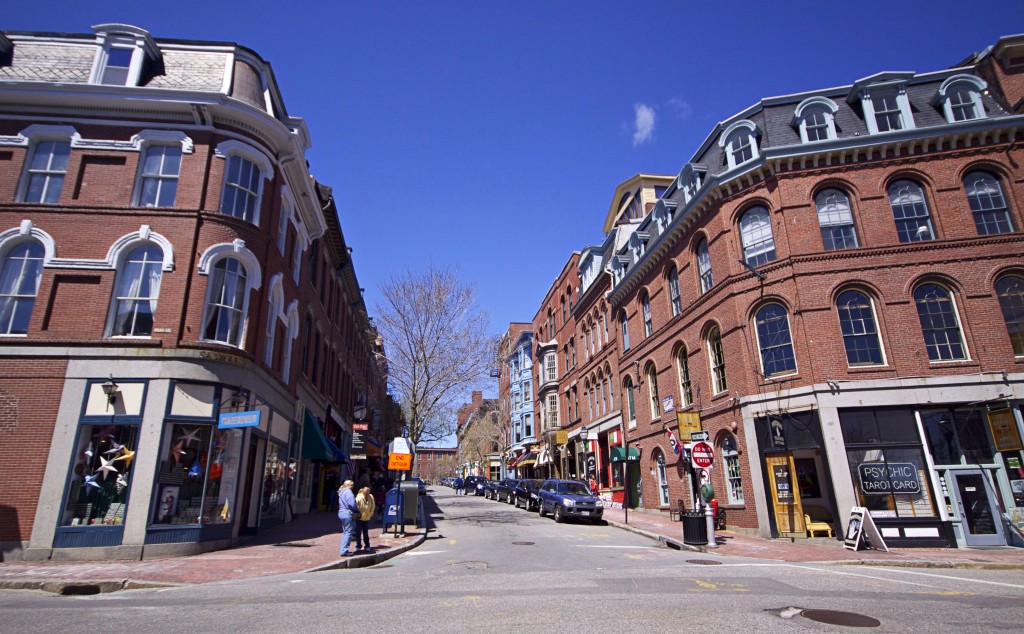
[413,447,456,484]
[456,391,500,479]
[529,34,1024,548]
[0,25,390,561]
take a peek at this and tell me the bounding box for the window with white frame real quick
[934,75,987,123]
[282,303,298,380]
[221,155,261,222]
[697,238,713,293]
[996,276,1024,357]
[202,257,250,347]
[621,310,630,351]
[872,92,904,131]
[676,346,693,407]
[624,376,636,425]
[719,120,759,170]
[755,303,797,377]
[642,292,653,337]
[708,327,727,393]
[889,180,934,242]
[739,206,776,267]
[0,240,44,335]
[136,144,181,208]
[793,96,839,143]
[855,79,916,135]
[656,452,670,506]
[963,171,1015,236]
[264,278,283,367]
[547,393,558,429]
[647,364,661,418]
[109,244,163,337]
[98,44,133,85]
[20,140,70,204]
[276,198,292,255]
[914,283,967,361]
[545,352,557,382]
[816,188,859,250]
[668,265,682,316]
[836,290,885,366]
[722,435,743,504]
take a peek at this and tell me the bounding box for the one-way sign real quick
[690,431,709,442]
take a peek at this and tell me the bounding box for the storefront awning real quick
[301,411,348,463]
[537,446,551,465]
[610,446,640,463]
[516,452,537,468]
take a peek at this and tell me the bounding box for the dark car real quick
[496,478,520,503]
[537,479,604,523]
[513,479,545,511]
[482,479,500,500]
[464,475,487,496]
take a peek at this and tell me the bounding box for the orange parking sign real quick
[388,453,412,470]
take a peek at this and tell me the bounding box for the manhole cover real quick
[686,559,721,565]
[802,610,880,627]
[451,560,488,570]
[512,541,535,546]
[274,542,314,548]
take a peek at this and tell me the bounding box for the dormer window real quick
[933,74,987,123]
[630,231,650,260]
[89,25,162,88]
[678,164,707,205]
[793,96,839,143]
[719,120,759,170]
[849,74,915,135]
[652,200,677,232]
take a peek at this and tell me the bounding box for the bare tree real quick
[375,266,494,446]
[459,407,502,476]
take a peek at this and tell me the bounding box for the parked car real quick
[495,478,520,503]
[513,479,545,511]
[482,480,500,499]
[408,477,426,493]
[537,479,604,523]
[464,475,487,496]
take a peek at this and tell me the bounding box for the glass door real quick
[952,470,1005,546]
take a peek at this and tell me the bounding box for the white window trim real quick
[14,125,77,204]
[88,24,161,87]
[753,303,798,379]
[708,328,727,394]
[264,273,285,367]
[105,226,175,272]
[214,140,274,226]
[932,74,988,123]
[718,120,759,170]
[132,143,182,208]
[792,96,839,143]
[858,82,915,135]
[647,365,660,418]
[197,241,262,349]
[282,301,299,380]
[0,220,56,265]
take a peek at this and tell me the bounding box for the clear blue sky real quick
[7,1,1024,337]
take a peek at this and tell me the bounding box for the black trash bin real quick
[681,511,708,545]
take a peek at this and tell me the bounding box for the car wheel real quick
[538,503,546,517]
[554,505,564,523]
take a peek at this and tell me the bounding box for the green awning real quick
[301,410,347,463]
[611,446,640,463]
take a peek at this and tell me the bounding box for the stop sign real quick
[691,441,715,468]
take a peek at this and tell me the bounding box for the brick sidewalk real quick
[602,506,1024,568]
[0,511,423,591]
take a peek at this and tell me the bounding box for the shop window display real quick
[152,422,242,525]
[261,442,287,519]
[62,424,139,526]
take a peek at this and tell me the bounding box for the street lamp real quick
[101,376,119,410]
[579,426,589,485]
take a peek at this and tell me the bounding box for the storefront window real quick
[921,407,995,465]
[722,435,743,504]
[152,422,242,525]
[62,424,139,526]
[261,442,287,519]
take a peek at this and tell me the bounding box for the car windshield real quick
[556,482,590,496]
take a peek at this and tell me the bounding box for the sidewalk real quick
[602,506,1024,569]
[0,511,424,593]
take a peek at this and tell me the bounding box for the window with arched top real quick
[655,451,669,506]
[641,291,653,337]
[816,188,858,250]
[934,75,987,123]
[963,171,1014,236]
[0,240,44,335]
[755,303,796,377]
[740,206,776,266]
[996,276,1024,356]
[676,346,693,407]
[668,265,682,316]
[109,244,164,337]
[722,435,743,504]
[647,364,661,418]
[836,290,884,366]
[708,327,727,394]
[621,310,630,351]
[913,283,966,361]
[697,238,713,293]
[720,121,759,170]
[624,376,636,425]
[793,96,839,143]
[889,180,934,243]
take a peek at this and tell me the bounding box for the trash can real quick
[682,511,708,545]
[399,480,419,526]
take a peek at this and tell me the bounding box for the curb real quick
[304,531,428,573]
[0,578,182,594]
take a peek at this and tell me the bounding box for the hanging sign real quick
[218,410,261,429]
[988,408,1022,451]
[677,412,701,438]
[769,416,786,448]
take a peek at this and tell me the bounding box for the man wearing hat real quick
[337,479,359,556]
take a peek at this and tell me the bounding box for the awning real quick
[516,452,537,468]
[301,410,348,463]
[537,446,551,465]
[610,446,640,463]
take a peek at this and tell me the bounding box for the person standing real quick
[454,476,463,495]
[337,479,359,557]
[355,486,375,552]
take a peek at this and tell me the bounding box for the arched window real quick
[739,206,776,266]
[647,364,661,418]
[676,346,693,407]
[708,327,727,394]
[621,310,630,351]
[720,120,759,169]
[722,435,743,504]
[963,171,1014,236]
[889,180,934,243]
[109,244,163,337]
[935,75,987,123]
[624,376,636,425]
[667,265,682,316]
[755,303,796,377]
[816,188,858,250]
[914,283,967,361]
[203,257,249,347]
[995,276,1024,356]
[641,291,653,337]
[264,276,283,367]
[836,290,884,365]
[655,451,669,506]
[794,96,839,143]
[697,238,713,293]
[0,240,44,335]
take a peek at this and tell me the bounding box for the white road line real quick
[401,550,445,556]
[573,545,660,549]
[783,564,937,588]
[858,566,1024,589]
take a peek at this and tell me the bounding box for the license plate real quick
[581,510,591,516]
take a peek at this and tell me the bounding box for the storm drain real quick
[60,584,101,596]
[801,610,880,628]
[686,559,722,565]
[512,541,535,546]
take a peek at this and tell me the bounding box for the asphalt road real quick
[2,487,1023,633]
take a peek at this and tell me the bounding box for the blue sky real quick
[7,1,1024,342]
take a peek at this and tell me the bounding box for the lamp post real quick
[101,376,119,411]
[579,426,590,488]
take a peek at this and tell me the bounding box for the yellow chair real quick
[805,514,834,538]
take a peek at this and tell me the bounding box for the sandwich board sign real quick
[843,506,889,552]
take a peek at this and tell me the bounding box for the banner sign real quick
[218,410,261,429]
[556,429,568,445]
[988,408,1022,451]
[353,422,369,432]
[857,462,921,495]
[662,395,675,413]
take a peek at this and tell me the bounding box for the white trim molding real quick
[0,220,57,263]
[197,239,263,291]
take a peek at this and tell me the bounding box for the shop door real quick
[766,453,805,537]
[952,470,1005,546]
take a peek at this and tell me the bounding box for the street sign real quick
[691,441,715,468]
[388,453,412,470]
[690,430,709,442]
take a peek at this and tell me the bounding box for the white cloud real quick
[667,97,693,119]
[632,103,656,146]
